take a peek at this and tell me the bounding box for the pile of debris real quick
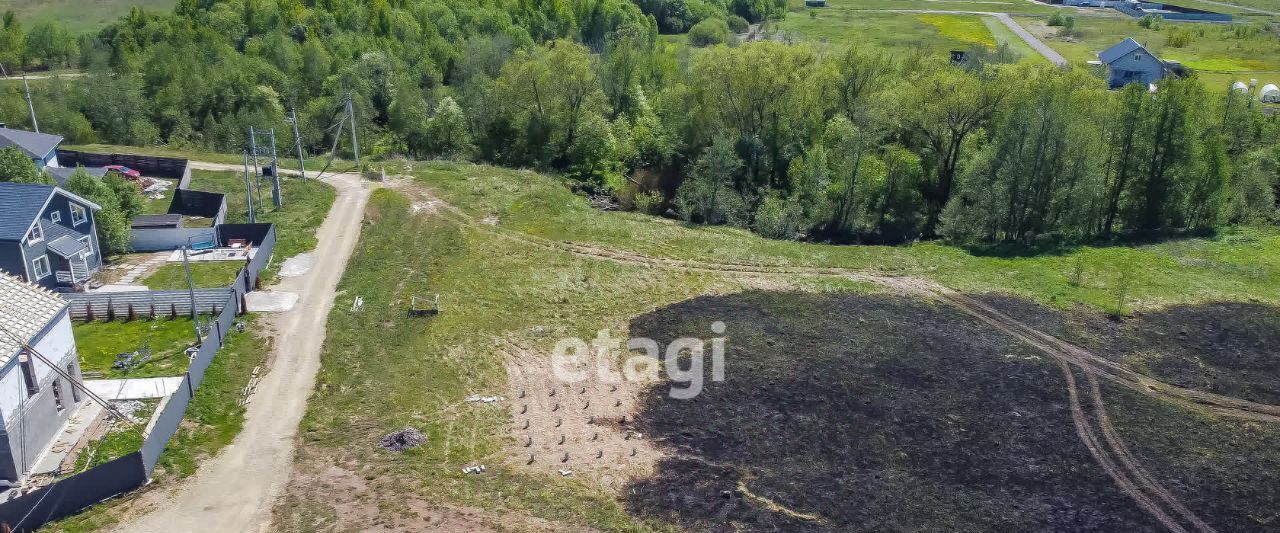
[588,194,620,211]
[136,176,172,200]
[379,427,426,452]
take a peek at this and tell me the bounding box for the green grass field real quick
[774,11,1005,53]
[1015,14,1280,90]
[269,160,1280,530]
[75,318,201,378]
[141,261,244,290]
[0,0,175,34]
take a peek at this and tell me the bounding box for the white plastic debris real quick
[465,394,505,404]
[557,469,574,477]
[462,464,487,475]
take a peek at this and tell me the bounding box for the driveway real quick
[993,13,1068,66]
[115,167,372,532]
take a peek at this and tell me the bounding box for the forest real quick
[0,0,1276,246]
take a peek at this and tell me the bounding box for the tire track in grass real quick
[392,177,1259,531]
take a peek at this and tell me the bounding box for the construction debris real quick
[379,427,426,452]
[465,394,504,404]
[461,464,487,475]
[558,469,574,476]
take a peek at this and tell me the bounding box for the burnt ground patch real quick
[622,292,1155,532]
[977,295,1280,406]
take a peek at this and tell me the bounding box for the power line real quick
[0,326,130,423]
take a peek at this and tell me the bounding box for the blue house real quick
[0,183,103,291]
[1099,38,1169,89]
[0,126,63,170]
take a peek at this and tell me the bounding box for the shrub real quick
[633,190,665,214]
[728,15,749,33]
[1166,28,1193,48]
[1047,12,1065,26]
[752,191,805,240]
[688,18,731,47]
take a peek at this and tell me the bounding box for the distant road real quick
[992,13,1069,66]
[853,9,1070,66]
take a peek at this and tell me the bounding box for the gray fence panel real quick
[63,288,233,320]
[139,380,192,473]
[129,227,219,252]
[0,452,146,532]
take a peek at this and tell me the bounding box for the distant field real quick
[787,0,1059,15]
[1015,13,1280,89]
[0,0,174,33]
[774,11,1002,52]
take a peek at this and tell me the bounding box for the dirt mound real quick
[380,427,426,452]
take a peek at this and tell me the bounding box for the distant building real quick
[805,0,827,6]
[0,125,62,170]
[0,274,85,481]
[0,183,103,291]
[1098,38,1169,89]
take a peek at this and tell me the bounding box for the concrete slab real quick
[167,248,257,263]
[86,377,185,400]
[30,401,104,476]
[244,291,299,313]
[278,253,313,277]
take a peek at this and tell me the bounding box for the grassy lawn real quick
[75,318,201,379]
[982,15,1043,61]
[412,161,1280,314]
[188,169,337,279]
[1014,14,1280,91]
[786,0,1058,15]
[774,10,1001,50]
[140,182,178,215]
[141,261,244,290]
[53,316,272,532]
[278,174,1280,530]
[0,0,175,33]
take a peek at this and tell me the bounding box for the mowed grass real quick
[775,10,999,50]
[75,318,200,378]
[1014,14,1280,90]
[278,189,767,530]
[0,0,176,33]
[141,261,244,290]
[411,161,1280,315]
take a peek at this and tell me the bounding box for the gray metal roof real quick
[0,127,63,160]
[47,166,108,187]
[46,235,88,259]
[0,274,68,365]
[0,182,102,241]
[1099,38,1146,65]
[0,183,55,241]
[131,214,181,229]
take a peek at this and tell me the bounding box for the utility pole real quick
[269,128,282,208]
[243,151,256,223]
[182,236,202,346]
[289,107,306,182]
[248,126,263,213]
[346,96,360,169]
[21,74,38,133]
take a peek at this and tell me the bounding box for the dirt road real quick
[115,167,371,533]
[993,13,1068,66]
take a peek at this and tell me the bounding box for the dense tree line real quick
[0,0,1276,246]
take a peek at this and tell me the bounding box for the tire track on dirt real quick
[391,179,1280,423]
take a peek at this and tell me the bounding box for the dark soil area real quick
[977,294,1280,405]
[622,292,1156,532]
[1103,381,1280,532]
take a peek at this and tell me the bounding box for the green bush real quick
[1047,12,1065,27]
[751,191,804,240]
[728,14,749,33]
[1166,28,1193,48]
[688,18,731,47]
[633,190,665,214]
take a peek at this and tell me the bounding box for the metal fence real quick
[62,288,235,320]
[0,224,277,531]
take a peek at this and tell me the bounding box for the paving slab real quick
[244,291,299,313]
[86,377,185,400]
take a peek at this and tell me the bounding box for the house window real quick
[70,203,87,226]
[79,235,93,257]
[19,352,38,396]
[52,378,64,412]
[32,256,51,280]
[26,222,43,244]
[49,210,61,223]
[1134,53,1143,61]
